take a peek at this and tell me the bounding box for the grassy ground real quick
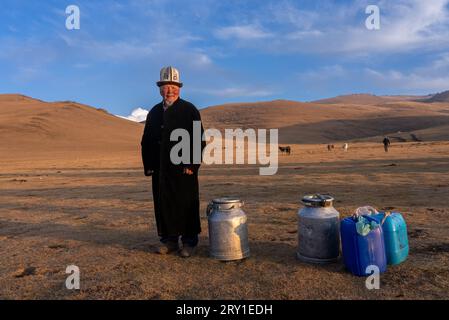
[1,142,448,299]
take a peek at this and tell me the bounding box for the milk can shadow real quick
[295,255,346,274]
[250,240,346,274]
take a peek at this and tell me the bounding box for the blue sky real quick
[1,0,449,118]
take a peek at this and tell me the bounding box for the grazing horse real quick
[342,143,348,152]
[327,144,335,151]
[279,146,291,155]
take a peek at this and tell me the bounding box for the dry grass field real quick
[1,94,448,299]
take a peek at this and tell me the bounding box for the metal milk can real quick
[207,198,250,261]
[297,194,340,263]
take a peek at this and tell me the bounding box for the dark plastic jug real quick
[341,215,387,276]
[371,212,409,265]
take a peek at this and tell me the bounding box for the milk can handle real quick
[206,202,213,217]
[230,200,244,210]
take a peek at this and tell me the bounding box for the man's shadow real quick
[0,219,156,252]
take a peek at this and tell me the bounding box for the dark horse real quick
[279,146,291,155]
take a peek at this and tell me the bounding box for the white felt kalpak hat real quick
[157,66,183,87]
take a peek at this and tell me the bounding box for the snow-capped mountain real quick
[116,107,148,123]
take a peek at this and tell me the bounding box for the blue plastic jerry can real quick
[340,215,387,276]
[371,212,409,265]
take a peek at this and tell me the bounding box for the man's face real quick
[160,84,180,106]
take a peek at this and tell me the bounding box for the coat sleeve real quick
[185,105,206,174]
[141,112,153,175]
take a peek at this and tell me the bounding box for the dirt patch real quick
[13,267,37,278]
[408,228,430,239]
[1,142,449,299]
[414,243,449,255]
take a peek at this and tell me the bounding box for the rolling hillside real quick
[0,94,143,158]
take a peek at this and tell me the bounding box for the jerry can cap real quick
[302,194,334,207]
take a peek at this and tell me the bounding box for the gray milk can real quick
[297,194,340,263]
[207,198,250,261]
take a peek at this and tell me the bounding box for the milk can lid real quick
[212,197,242,204]
[301,194,334,207]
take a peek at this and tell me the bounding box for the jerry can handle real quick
[352,206,377,221]
[355,206,379,216]
[380,211,392,226]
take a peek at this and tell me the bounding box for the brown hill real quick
[201,99,449,144]
[2,93,449,160]
[312,93,427,105]
[0,94,143,160]
[313,94,392,105]
[422,90,449,103]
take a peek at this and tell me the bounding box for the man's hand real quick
[145,169,154,176]
[183,168,194,175]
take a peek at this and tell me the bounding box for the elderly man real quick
[141,66,205,258]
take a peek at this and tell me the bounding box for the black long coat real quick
[141,98,205,237]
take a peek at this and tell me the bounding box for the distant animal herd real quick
[278,138,415,155]
[278,143,350,155]
[278,146,291,155]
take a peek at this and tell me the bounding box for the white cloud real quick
[215,25,273,40]
[362,48,449,92]
[297,56,449,95]
[118,107,149,122]
[56,30,214,72]
[73,63,90,69]
[59,34,154,61]
[299,65,347,80]
[431,53,449,69]
[12,67,41,83]
[213,0,449,55]
[192,87,276,98]
[286,30,323,40]
[189,52,213,67]
[364,68,449,92]
[338,0,449,53]
[0,38,57,83]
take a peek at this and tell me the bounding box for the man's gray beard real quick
[164,99,175,107]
